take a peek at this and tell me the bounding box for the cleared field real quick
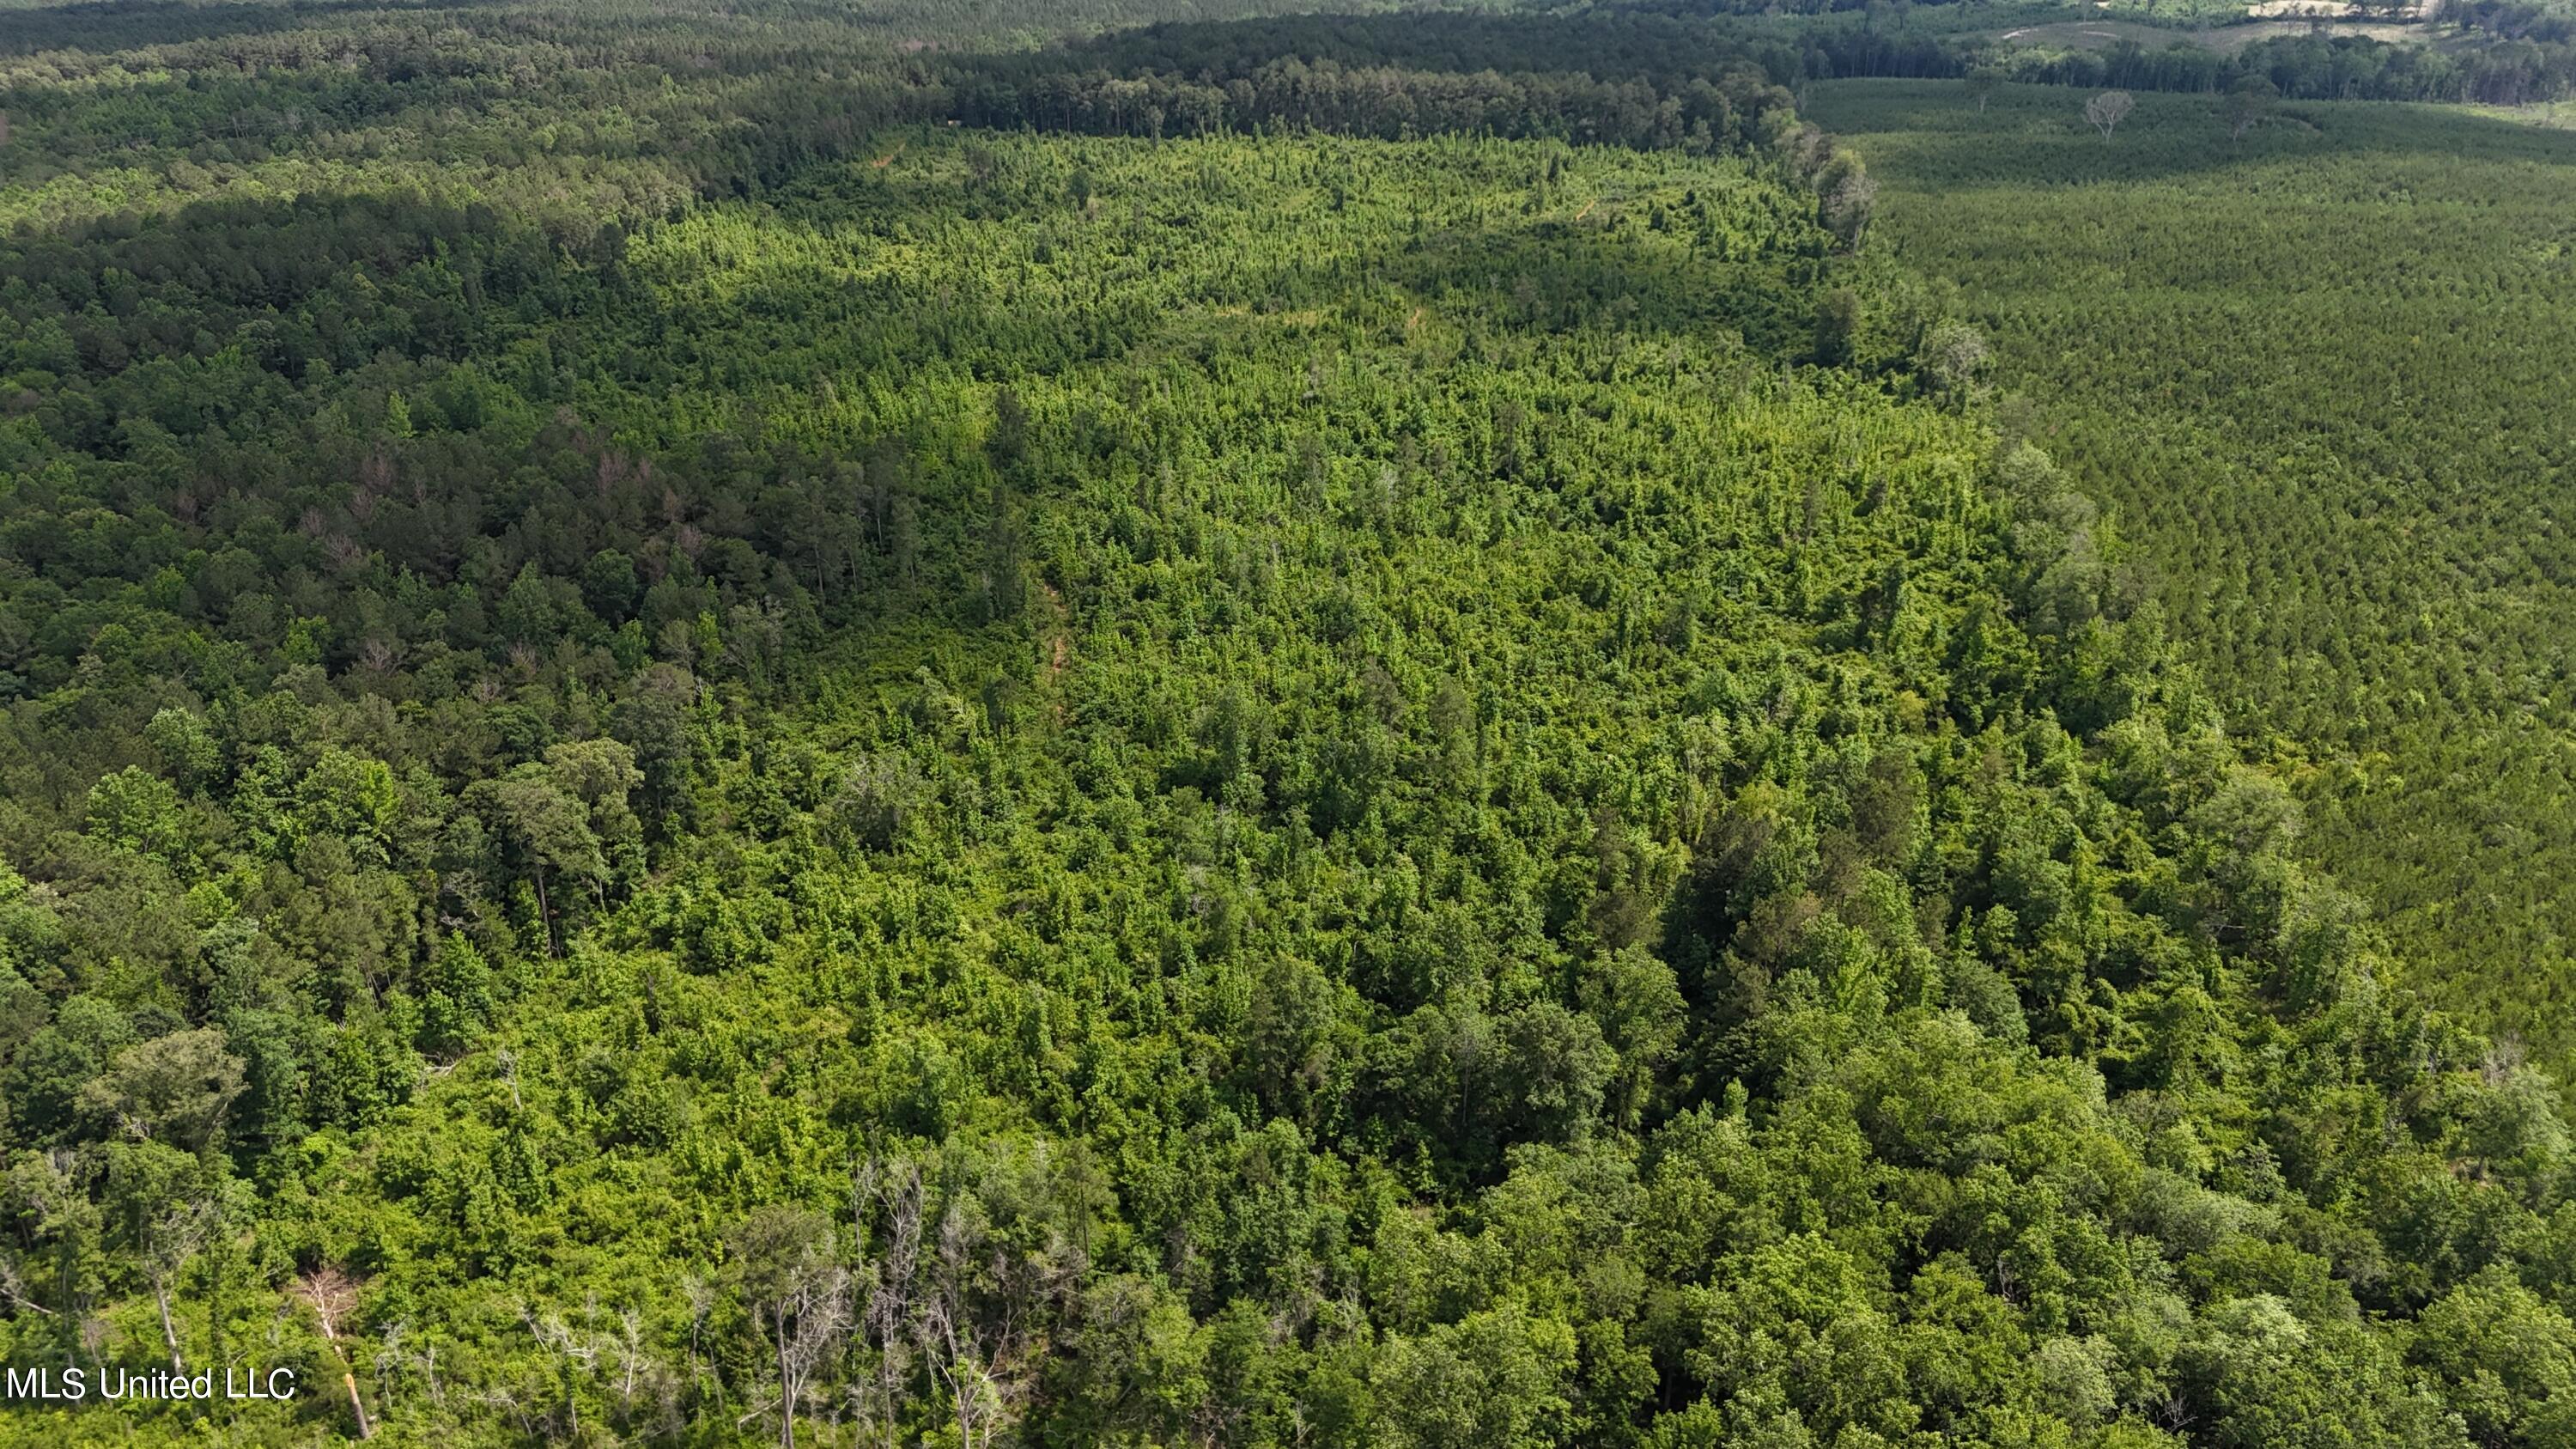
[2465,97,2576,125]
[1983,15,2439,52]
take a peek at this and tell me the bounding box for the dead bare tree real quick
[727,1207,852,1449]
[369,1318,448,1415]
[0,1256,55,1318]
[2085,89,2136,139]
[682,1273,720,1403]
[294,1266,374,1440]
[923,1293,1006,1449]
[525,1303,603,1440]
[923,1202,1017,1449]
[614,1309,653,1422]
[143,1194,217,1373]
[835,1155,1075,1449]
[778,1265,854,1445]
[476,1385,540,1441]
[374,1320,406,1412]
[848,1159,924,1446]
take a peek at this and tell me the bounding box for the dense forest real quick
[4,1,2576,1446]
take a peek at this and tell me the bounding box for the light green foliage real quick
[2411,1265,2576,1444]
[82,768,187,864]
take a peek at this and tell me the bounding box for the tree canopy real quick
[1,2,2573,1446]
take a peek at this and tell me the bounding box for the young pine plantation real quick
[1805,77,2576,1093]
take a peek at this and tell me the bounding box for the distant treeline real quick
[1792,16,2576,104]
[2436,0,2576,44]
[593,14,1862,198]
[9,0,2557,204]
[2008,31,2576,104]
[946,14,1812,152]
[962,10,2576,131]
[948,59,1792,152]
